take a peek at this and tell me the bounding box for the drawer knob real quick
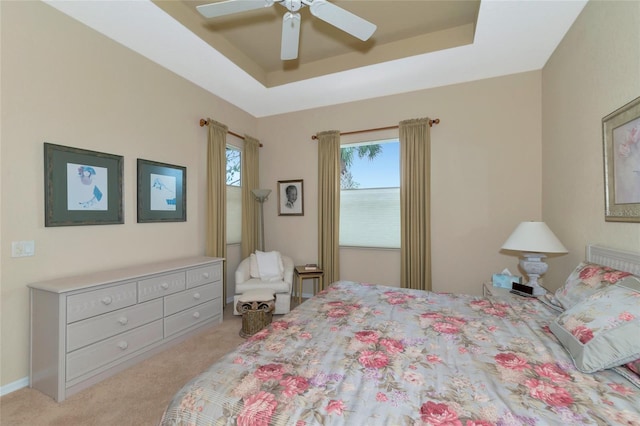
[202,272,210,279]
[101,296,113,305]
[193,293,201,300]
[193,311,200,319]
[118,317,128,326]
[117,341,128,350]
[161,283,169,290]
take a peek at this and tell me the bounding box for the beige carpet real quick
[0,305,247,426]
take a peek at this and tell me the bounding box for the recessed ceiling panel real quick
[153,0,480,87]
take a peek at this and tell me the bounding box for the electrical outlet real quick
[11,241,35,257]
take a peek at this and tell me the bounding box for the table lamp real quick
[501,221,568,295]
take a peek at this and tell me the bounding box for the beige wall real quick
[0,1,256,387]
[257,71,543,295]
[542,0,640,289]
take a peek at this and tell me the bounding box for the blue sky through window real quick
[347,140,399,189]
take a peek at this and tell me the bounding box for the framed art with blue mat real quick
[137,158,186,223]
[44,143,123,227]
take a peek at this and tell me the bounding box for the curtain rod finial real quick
[199,119,208,127]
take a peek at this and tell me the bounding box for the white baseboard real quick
[1,377,28,396]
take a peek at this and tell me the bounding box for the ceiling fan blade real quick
[281,12,301,60]
[309,0,376,41]
[196,0,273,19]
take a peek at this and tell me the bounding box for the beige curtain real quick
[399,118,432,291]
[317,130,341,289]
[206,119,228,304]
[241,135,260,259]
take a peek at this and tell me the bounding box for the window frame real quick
[226,144,242,245]
[339,136,400,249]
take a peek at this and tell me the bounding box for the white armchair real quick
[233,254,294,315]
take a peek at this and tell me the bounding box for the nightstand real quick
[483,282,546,299]
[294,266,324,304]
[483,282,515,298]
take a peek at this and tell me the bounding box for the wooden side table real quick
[294,266,324,304]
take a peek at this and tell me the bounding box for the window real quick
[226,146,242,244]
[339,139,400,248]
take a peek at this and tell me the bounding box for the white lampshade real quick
[501,221,567,254]
[252,188,271,201]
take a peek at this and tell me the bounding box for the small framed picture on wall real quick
[137,159,187,223]
[278,179,303,216]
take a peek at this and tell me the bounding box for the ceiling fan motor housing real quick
[282,0,302,12]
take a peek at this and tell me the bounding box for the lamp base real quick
[519,253,548,296]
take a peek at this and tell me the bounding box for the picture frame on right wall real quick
[603,95,640,222]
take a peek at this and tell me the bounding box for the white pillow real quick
[255,250,284,281]
[249,254,260,278]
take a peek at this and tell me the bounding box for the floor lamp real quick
[252,189,271,252]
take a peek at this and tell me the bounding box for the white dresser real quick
[29,256,224,402]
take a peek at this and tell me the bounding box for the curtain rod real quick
[199,119,263,147]
[310,118,440,140]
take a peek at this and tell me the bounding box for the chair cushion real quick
[236,278,289,294]
[238,289,276,303]
[249,254,260,278]
[255,250,284,281]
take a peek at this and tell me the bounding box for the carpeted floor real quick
[0,304,248,426]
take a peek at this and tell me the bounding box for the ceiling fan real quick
[196,0,377,60]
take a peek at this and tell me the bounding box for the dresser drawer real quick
[164,300,220,337]
[186,264,221,289]
[164,282,222,317]
[67,282,137,323]
[138,272,186,302]
[66,320,163,382]
[67,299,163,352]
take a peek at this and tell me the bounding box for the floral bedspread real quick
[160,281,640,425]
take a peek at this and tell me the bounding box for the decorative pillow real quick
[249,254,260,278]
[255,250,284,281]
[612,364,640,390]
[552,262,633,310]
[549,275,640,373]
[627,358,640,377]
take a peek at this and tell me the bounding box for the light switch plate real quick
[11,241,35,257]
